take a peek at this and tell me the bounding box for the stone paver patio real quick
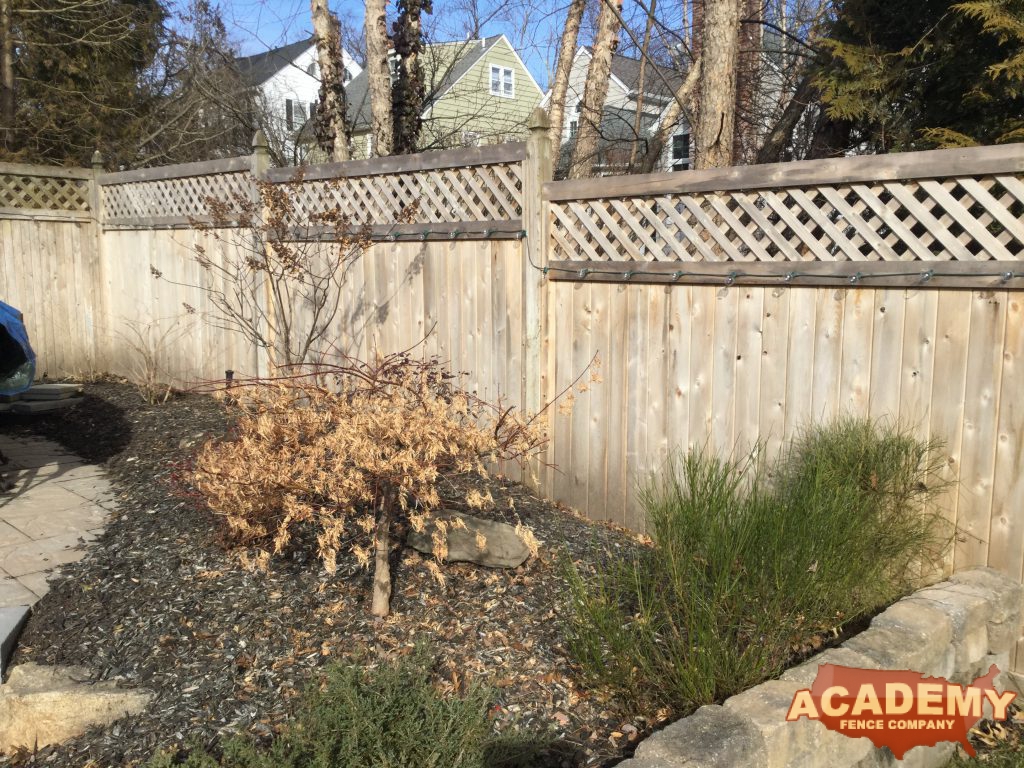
[0,435,114,607]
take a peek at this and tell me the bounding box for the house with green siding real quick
[340,35,543,157]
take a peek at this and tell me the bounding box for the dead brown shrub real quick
[191,352,547,617]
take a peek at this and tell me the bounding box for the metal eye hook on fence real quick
[849,272,862,284]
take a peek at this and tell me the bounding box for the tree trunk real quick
[628,0,656,170]
[0,0,13,134]
[639,57,701,173]
[567,0,622,179]
[365,0,393,156]
[309,0,350,161]
[391,0,430,154]
[694,0,740,169]
[755,74,815,164]
[732,0,761,163]
[547,0,586,152]
[370,504,393,617]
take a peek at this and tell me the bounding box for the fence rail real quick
[1,136,1022,671]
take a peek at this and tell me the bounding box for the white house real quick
[542,47,692,174]
[234,37,362,164]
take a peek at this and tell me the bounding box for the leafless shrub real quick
[117,317,190,405]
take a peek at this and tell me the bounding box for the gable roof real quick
[583,47,688,102]
[234,37,315,87]
[345,35,506,130]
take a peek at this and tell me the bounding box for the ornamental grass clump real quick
[565,418,952,713]
[191,352,545,616]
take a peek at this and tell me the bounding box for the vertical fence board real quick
[957,292,1008,569]
[758,287,790,459]
[811,290,844,424]
[733,287,764,452]
[784,288,817,437]
[868,289,907,421]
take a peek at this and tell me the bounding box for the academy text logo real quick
[786,664,1017,759]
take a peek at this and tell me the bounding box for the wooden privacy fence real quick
[0,126,1023,642]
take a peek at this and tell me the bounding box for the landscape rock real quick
[0,663,152,752]
[407,510,530,568]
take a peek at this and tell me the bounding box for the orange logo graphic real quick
[786,664,1017,759]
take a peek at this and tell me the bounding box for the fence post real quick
[250,130,272,378]
[89,149,108,373]
[522,107,552,489]
[251,129,270,179]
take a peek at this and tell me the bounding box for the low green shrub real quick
[147,648,549,768]
[565,417,951,713]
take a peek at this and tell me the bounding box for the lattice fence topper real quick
[101,172,252,221]
[286,162,524,225]
[551,175,1024,263]
[0,173,91,212]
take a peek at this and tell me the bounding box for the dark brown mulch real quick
[0,380,658,768]
[954,702,1024,764]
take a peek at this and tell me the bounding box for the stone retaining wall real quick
[620,568,1024,768]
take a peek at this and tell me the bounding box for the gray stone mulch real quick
[0,380,657,768]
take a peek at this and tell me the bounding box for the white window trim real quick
[490,65,515,99]
[670,131,691,171]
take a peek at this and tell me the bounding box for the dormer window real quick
[490,65,514,98]
[307,61,318,77]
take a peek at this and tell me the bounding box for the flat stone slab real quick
[0,435,115,605]
[0,663,152,751]
[19,384,83,401]
[10,398,84,414]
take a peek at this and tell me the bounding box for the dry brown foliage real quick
[191,352,547,616]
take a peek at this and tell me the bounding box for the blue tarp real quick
[0,301,35,396]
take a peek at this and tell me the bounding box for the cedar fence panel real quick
[0,138,1021,667]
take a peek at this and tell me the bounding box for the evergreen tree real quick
[1,0,165,165]
[815,0,1024,151]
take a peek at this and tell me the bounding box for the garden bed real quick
[0,380,659,767]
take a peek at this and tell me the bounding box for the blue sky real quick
[207,0,567,89]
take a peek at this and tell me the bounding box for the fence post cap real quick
[252,129,269,150]
[527,107,551,131]
[90,149,103,170]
